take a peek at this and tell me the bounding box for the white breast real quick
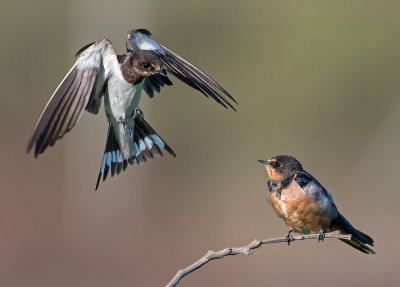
[104,73,143,122]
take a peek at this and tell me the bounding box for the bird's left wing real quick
[127,29,237,110]
[27,39,117,157]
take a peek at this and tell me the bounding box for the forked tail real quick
[95,115,176,190]
[332,213,375,254]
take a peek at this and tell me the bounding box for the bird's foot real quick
[318,229,325,242]
[119,116,134,134]
[119,116,128,131]
[286,230,295,246]
[133,107,143,119]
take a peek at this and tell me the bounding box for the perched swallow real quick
[27,29,236,189]
[258,155,375,254]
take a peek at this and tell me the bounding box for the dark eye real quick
[275,162,281,167]
[143,62,150,69]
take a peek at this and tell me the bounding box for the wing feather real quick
[127,30,237,110]
[67,69,96,130]
[27,39,116,157]
[159,45,236,108]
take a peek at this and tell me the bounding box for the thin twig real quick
[165,231,351,287]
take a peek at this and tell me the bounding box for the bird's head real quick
[258,155,303,181]
[122,50,166,84]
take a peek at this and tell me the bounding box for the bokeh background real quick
[1,0,399,286]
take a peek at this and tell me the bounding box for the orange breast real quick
[269,180,333,234]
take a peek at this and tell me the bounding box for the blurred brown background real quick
[1,0,399,286]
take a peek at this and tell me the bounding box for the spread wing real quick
[27,38,116,157]
[127,29,237,110]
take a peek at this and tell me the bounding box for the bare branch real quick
[165,231,351,287]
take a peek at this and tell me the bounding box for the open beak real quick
[258,159,269,165]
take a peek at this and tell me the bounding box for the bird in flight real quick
[27,29,237,189]
[258,155,375,254]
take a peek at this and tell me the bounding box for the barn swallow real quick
[27,29,236,189]
[258,155,375,254]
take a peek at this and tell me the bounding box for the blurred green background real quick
[1,0,399,286]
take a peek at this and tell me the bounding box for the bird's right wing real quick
[27,38,117,157]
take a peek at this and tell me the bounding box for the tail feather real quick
[332,213,375,254]
[338,238,375,255]
[95,115,176,190]
[139,117,176,157]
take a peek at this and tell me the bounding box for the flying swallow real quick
[27,29,236,189]
[258,155,375,254]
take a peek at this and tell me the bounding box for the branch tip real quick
[165,231,352,287]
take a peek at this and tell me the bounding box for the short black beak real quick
[158,68,167,77]
[258,159,269,165]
